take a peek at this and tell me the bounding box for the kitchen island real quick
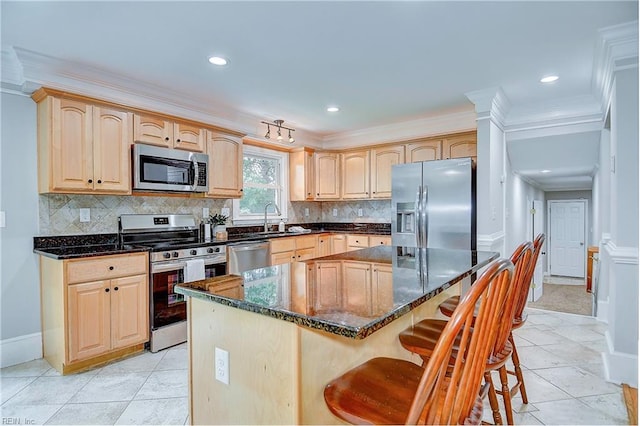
[175,246,498,425]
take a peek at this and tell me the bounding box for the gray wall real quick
[1,91,41,340]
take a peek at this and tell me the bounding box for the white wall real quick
[0,91,42,365]
[545,190,593,245]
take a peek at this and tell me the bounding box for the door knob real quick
[580,242,584,246]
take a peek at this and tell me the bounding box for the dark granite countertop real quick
[175,246,499,339]
[33,223,391,260]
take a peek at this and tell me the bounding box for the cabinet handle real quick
[114,286,119,291]
[165,137,170,141]
[109,266,114,270]
[88,179,93,184]
[105,288,110,293]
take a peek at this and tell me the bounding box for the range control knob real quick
[172,251,179,258]
[190,249,197,256]
[207,248,214,254]
[163,252,171,259]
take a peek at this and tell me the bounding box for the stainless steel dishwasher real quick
[227,241,271,274]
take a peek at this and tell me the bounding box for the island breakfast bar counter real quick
[175,246,498,425]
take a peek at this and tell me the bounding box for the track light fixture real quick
[261,119,295,144]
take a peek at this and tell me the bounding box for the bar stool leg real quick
[510,333,529,404]
[485,372,503,425]
[499,366,515,425]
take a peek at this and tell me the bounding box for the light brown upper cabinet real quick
[341,150,370,199]
[314,152,341,199]
[370,146,405,199]
[35,94,131,194]
[290,147,315,201]
[206,132,243,198]
[405,139,443,163]
[134,113,205,152]
[443,132,477,162]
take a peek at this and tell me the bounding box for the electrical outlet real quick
[79,208,90,223]
[215,347,229,385]
[203,207,210,219]
[304,207,309,217]
[332,208,338,217]
[221,207,230,217]
[357,208,363,217]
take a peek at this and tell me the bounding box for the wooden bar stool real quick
[323,258,514,425]
[398,242,534,425]
[438,234,546,416]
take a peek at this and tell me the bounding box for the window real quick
[232,145,288,224]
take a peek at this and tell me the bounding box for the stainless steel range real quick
[119,214,227,352]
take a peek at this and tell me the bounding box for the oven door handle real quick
[152,262,186,273]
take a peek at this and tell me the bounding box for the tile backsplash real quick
[38,194,391,236]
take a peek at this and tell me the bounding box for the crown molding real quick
[321,108,477,149]
[592,21,639,115]
[465,86,511,128]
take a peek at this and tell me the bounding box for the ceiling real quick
[1,1,638,191]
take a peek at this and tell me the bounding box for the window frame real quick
[232,145,288,225]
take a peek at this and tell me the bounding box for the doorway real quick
[548,200,587,278]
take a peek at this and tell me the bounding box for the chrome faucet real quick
[264,202,281,232]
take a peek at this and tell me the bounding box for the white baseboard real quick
[0,332,43,368]
[596,298,609,323]
[603,330,638,387]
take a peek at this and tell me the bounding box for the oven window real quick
[205,262,227,279]
[152,269,186,328]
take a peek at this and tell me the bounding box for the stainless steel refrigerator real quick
[391,157,476,250]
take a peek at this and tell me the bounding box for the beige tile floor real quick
[0,308,627,425]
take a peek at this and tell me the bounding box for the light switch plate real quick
[79,208,90,222]
[0,211,5,228]
[304,208,309,217]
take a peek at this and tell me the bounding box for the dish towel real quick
[184,259,206,282]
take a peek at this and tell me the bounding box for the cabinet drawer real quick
[346,235,369,248]
[295,235,317,250]
[295,247,316,261]
[369,236,391,246]
[271,251,295,265]
[270,238,296,253]
[66,253,148,284]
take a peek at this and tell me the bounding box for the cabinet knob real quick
[165,137,170,141]
[176,139,181,143]
[88,179,93,184]
[97,180,102,184]
[105,288,110,293]
[373,191,376,194]
[317,193,320,196]
[109,266,114,270]
[114,286,119,291]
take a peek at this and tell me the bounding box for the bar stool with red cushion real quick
[438,234,546,412]
[398,241,534,425]
[323,258,514,425]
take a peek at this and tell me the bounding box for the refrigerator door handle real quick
[415,186,423,247]
[421,185,429,248]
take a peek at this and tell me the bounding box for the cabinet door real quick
[313,262,342,312]
[51,98,94,191]
[342,262,371,316]
[371,146,404,199]
[331,234,347,254]
[111,274,149,349]
[317,235,331,257]
[314,152,340,199]
[371,264,393,315]
[207,133,243,198]
[93,107,131,193]
[133,114,172,148]
[341,150,370,199]
[295,247,317,262]
[271,251,295,266]
[174,122,205,152]
[443,134,477,161]
[67,280,111,362]
[289,148,315,201]
[406,139,442,163]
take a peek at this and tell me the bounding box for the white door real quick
[530,199,545,301]
[549,201,586,277]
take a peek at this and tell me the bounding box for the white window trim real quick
[232,145,289,225]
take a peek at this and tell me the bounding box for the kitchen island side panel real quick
[188,296,300,425]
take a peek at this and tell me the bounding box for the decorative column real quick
[465,87,511,256]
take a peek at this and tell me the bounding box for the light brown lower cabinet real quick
[269,235,317,265]
[40,252,149,374]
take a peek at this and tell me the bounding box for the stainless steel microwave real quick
[133,143,209,193]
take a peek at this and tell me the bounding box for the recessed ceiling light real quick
[208,56,228,66]
[540,75,559,83]
[327,106,340,112]
[540,169,551,173]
